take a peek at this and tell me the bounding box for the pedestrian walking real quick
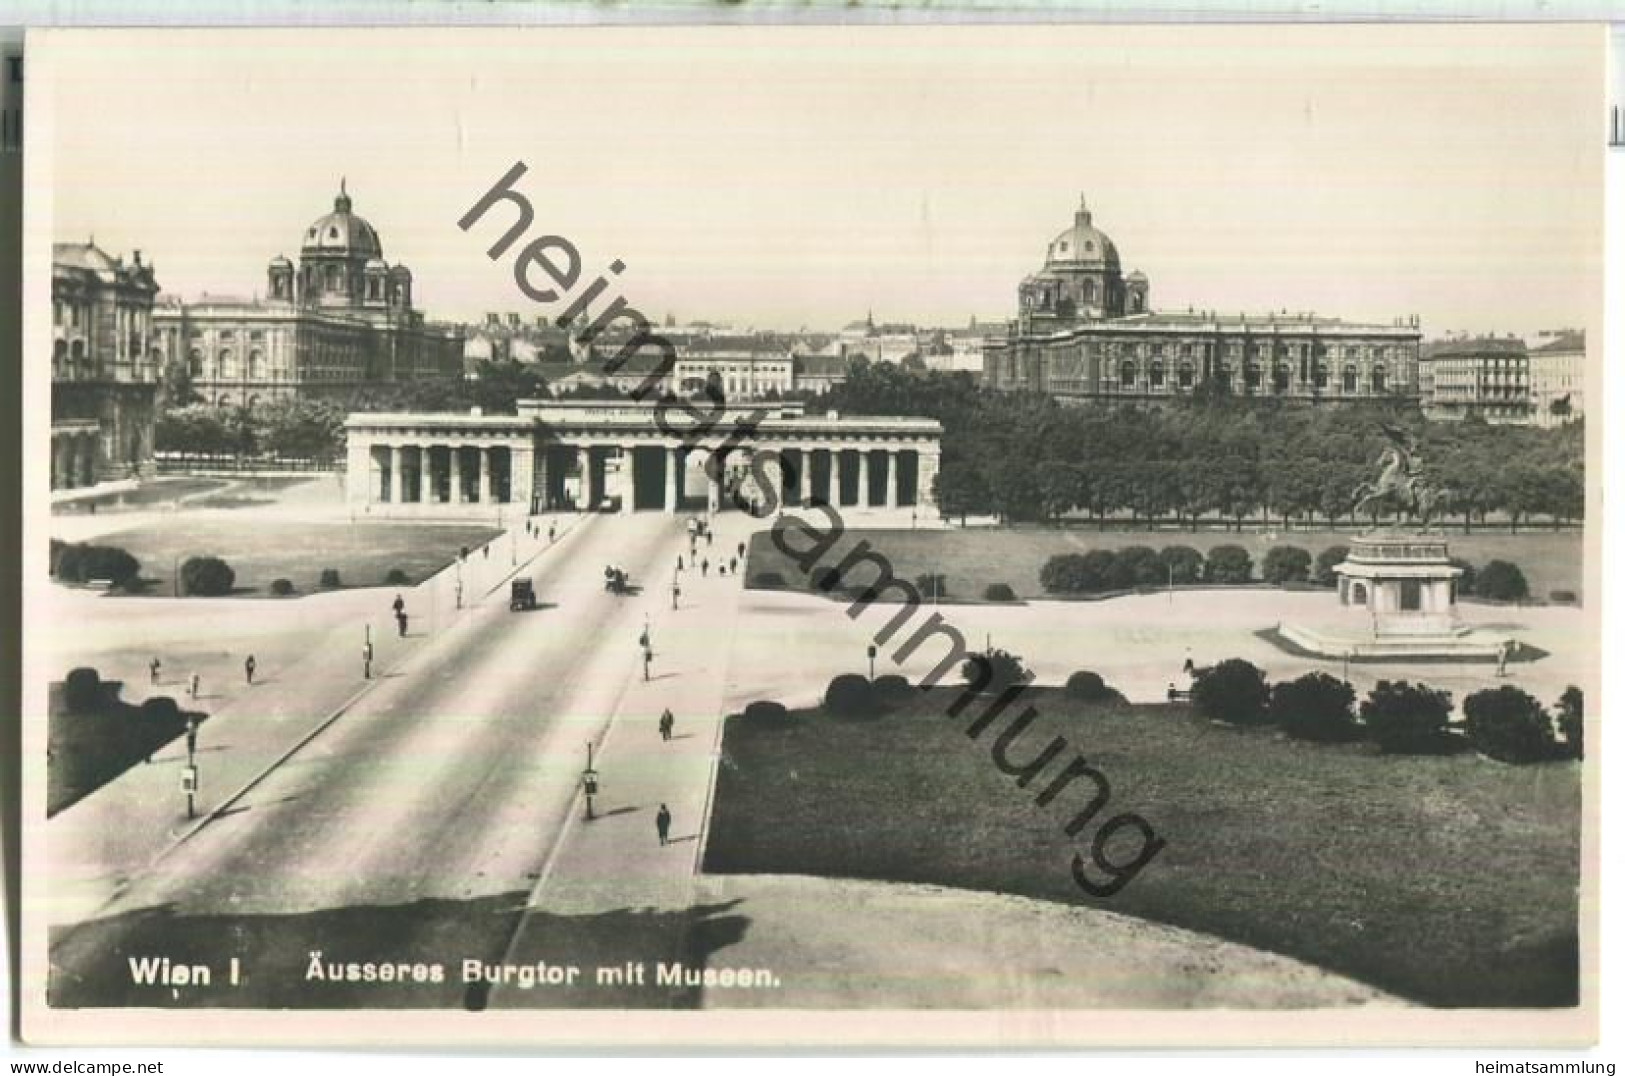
[548,522,557,544]
[1496,639,1512,677]
[149,657,161,685]
[1182,648,1195,676]
[718,563,727,577]
[706,530,714,548]
[363,641,374,679]
[737,541,745,560]
[729,556,738,575]
[671,582,680,610]
[392,593,406,617]
[188,672,200,700]
[642,645,653,681]
[656,803,672,846]
[677,554,684,572]
[483,544,489,560]
[701,558,709,577]
[397,610,409,637]
[659,708,674,741]
[185,715,199,759]
[244,654,256,685]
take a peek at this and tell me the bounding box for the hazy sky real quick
[36,24,1602,337]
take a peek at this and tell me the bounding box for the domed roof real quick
[301,180,382,258]
[1045,195,1119,271]
[1127,269,1147,282]
[268,253,293,268]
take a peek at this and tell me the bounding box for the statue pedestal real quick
[1281,533,1511,661]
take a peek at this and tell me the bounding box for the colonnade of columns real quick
[50,429,100,490]
[367,443,516,505]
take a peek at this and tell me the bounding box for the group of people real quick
[147,653,259,700]
[604,565,630,594]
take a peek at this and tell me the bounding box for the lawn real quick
[745,525,1584,603]
[704,687,1581,1007]
[86,518,503,597]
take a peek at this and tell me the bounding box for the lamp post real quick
[583,741,599,821]
[867,644,877,680]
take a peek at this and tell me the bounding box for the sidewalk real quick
[43,512,590,929]
[488,511,758,1008]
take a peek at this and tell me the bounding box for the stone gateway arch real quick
[344,399,943,517]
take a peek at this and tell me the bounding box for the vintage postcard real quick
[18,23,1603,1048]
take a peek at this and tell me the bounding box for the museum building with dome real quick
[986,195,1423,406]
[151,182,464,406]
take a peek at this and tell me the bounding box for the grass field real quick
[92,518,503,597]
[704,687,1580,1007]
[746,525,1584,603]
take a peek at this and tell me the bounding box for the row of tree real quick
[811,361,1585,531]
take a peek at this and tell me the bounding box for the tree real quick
[1360,680,1454,754]
[180,555,236,597]
[961,647,1033,693]
[1270,672,1359,742]
[1312,545,1349,587]
[935,456,991,526]
[1036,460,1087,522]
[1556,686,1583,759]
[1157,545,1204,586]
[1204,544,1253,585]
[1105,545,1161,590]
[1190,658,1270,725]
[1464,686,1556,764]
[1476,560,1529,602]
[1261,545,1312,585]
[1065,671,1117,702]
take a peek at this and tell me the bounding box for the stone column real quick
[451,445,464,504]
[577,445,591,508]
[916,446,941,512]
[708,449,723,513]
[785,448,803,505]
[620,446,635,515]
[856,449,870,507]
[884,449,898,508]
[666,447,682,512]
[417,446,431,503]
[478,446,493,505]
[390,445,403,503]
[510,442,535,512]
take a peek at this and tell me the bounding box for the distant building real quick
[1419,336,1532,424]
[1527,330,1585,427]
[51,241,161,488]
[151,182,463,406]
[984,195,1422,406]
[791,353,850,395]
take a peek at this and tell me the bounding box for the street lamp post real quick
[867,644,877,680]
[583,741,599,821]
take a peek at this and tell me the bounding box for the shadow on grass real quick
[50,892,750,1010]
[48,680,207,818]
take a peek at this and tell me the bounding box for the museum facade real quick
[984,196,1423,406]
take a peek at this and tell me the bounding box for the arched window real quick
[70,339,86,363]
[325,265,340,292]
[1372,364,1387,393]
[249,349,265,379]
[53,339,67,367]
[218,348,234,378]
[1342,364,1358,393]
[1149,360,1165,389]
[1272,363,1290,394]
[1130,292,1144,313]
[188,348,203,377]
[1120,360,1137,389]
[1082,279,1096,303]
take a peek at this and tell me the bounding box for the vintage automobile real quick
[509,577,537,611]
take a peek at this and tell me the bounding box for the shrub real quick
[742,700,791,726]
[824,673,880,718]
[1261,545,1312,586]
[1556,686,1583,759]
[384,568,410,586]
[270,578,295,596]
[1548,589,1578,605]
[1476,560,1528,602]
[873,674,912,703]
[1312,544,1349,587]
[1449,557,1478,596]
[751,572,786,589]
[1106,545,1162,590]
[1204,545,1253,585]
[54,542,85,581]
[983,582,1017,602]
[961,647,1032,694]
[811,567,843,593]
[1270,672,1359,742]
[1360,680,1455,754]
[1190,658,1270,725]
[82,545,142,588]
[1040,550,1116,594]
[180,555,236,597]
[62,667,103,713]
[319,568,343,589]
[1065,670,1116,702]
[1157,545,1204,586]
[1464,686,1557,764]
[914,572,948,599]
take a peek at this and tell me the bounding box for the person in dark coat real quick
[245,655,257,684]
[659,709,674,741]
[656,803,672,846]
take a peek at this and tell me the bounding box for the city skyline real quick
[38,24,1601,341]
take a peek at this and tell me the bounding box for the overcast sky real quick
[36,24,1602,338]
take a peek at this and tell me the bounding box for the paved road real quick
[48,511,689,1009]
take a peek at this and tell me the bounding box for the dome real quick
[268,253,292,269]
[1127,269,1147,282]
[301,180,382,258]
[1045,195,1119,271]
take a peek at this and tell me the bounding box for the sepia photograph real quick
[18,22,1602,1047]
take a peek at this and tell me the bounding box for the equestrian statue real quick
[1349,421,1454,530]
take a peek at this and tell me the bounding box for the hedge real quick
[983,582,1017,602]
[1064,670,1116,702]
[1190,658,1270,725]
[180,555,236,597]
[1360,680,1455,755]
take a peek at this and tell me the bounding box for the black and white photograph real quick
[18,22,1602,1048]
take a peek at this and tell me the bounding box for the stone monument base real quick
[1282,532,1512,662]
